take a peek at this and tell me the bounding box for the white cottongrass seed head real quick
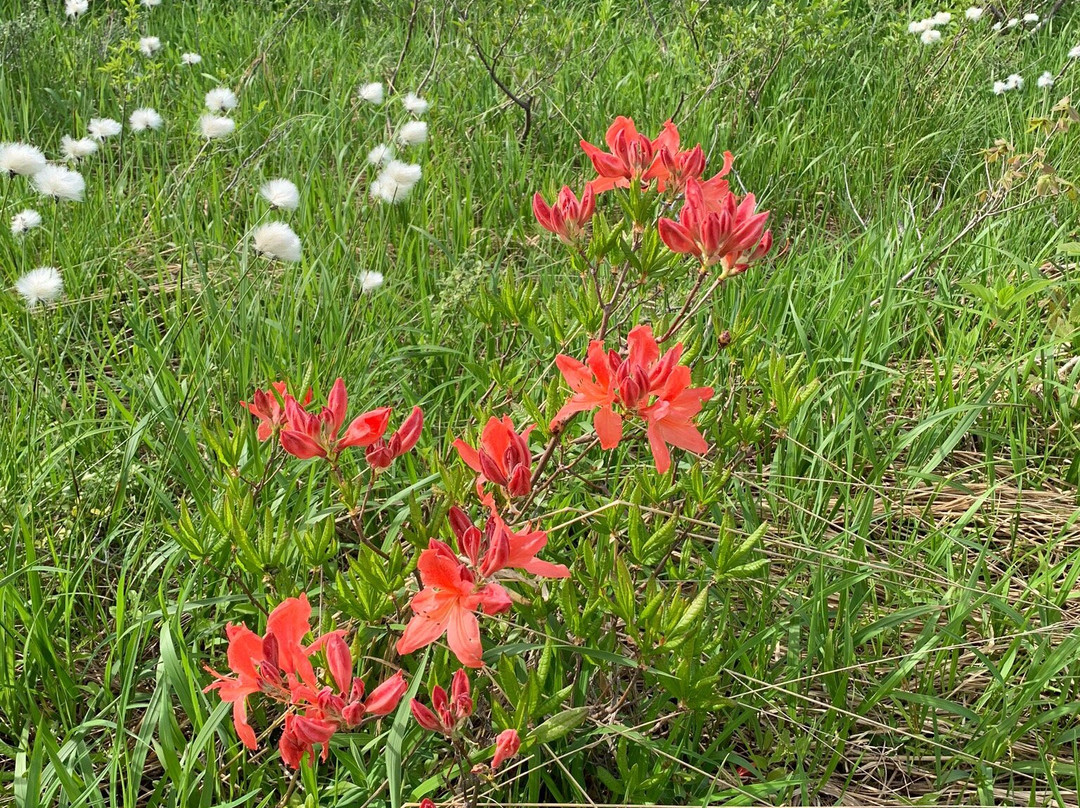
[397,120,428,146]
[367,144,393,165]
[260,178,300,211]
[993,80,1008,94]
[931,11,951,24]
[1023,12,1039,23]
[359,82,384,105]
[1070,45,1080,59]
[61,135,98,161]
[65,0,89,18]
[402,92,429,116]
[15,267,64,308]
[371,160,422,204]
[181,52,202,65]
[1006,17,1019,27]
[139,36,161,57]
[33,164,85,202]
[11,209,42,236]
[965,6,983,20]
[1038,71,1055,88]
[199,114,235,139]
[129,107,163,132]
[0,142,47,177]
[921,28,943,44]
[205,87,238,114]
[358,270,384,292]
[88,118,122,140]
[253,222,302,262]
[1006,73,1024,89]
[141,0,161,7]
[908,19,930,33]
[992,21,1003,30]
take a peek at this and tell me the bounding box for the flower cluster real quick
[203,595,407,768]
[359,82,428,204]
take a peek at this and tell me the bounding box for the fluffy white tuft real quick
[359,82,384,104]
[88,118,122,140]
[33,164,86,202]
[402,92,429,116]
[931,11,951,24]
[11,209,42,236]
[181,52,202,65]
[1037,71,1055,88]
[199,114,235,139]
[908,19,930,33]
[993,80,1008,94]
[1071,45,1080,59]
[129,107,163,132]
[371,160,422,204]
[358,270,384,292]
[15,267,64,307]
[205,87,238,114]
[964,6,983,19]
[141,0,161,6]
[1006,17,1019,27]
[253,222,302,262]
[260,178,300,211]
[65,0,89,18]
[0,142,47,177]
[992,21,1003,30]
[1006,72,1024,89]
[139,36,161,57]
[397,120,428,146]
[61,135,98,161]
[920,28,942,44]
[367,144,393,165]
[1023,12,1039,22]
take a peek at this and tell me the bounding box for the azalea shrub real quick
[186,115,807,803]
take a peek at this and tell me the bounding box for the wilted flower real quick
[260,178,300,211]
[65,0,89,18]
[205,87,238,114]
[367,144,393,165]
[199,114,235,139]
[359,82,384,104]
[181,52,202,65]
[371,160,421,203]
[358,270,384,292]
[1037,71,1055,88]
[129,107,163,132]
[491,729,521,770]
[920,28,942,44]
[11,209,42,236]
[139,36,161,57]
[965,6,983,19]
[252,222,302,262]
[0,142,47,177]
[15,267,63,307]
[33,165,85,202]
[61,135,97,162]
[1023,12,1039,22]
[402,92,429,116]
[397,120,428,146]
[88,118,122,141]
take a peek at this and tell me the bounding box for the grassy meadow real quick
[3,0,1080,805]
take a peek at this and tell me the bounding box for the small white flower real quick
[921,28,943,44]
[402,92,429,116]
[0,142,47,176]
[993,80,1008,94]
[1071,45,1080,59]
[11,209,42,236]
[260,178,300,211]
[141,0,161,7]
[33,164,85,202]
[15,267,63,308]
[932,11,952,24]
[181,52,202,65]
[252,222,302,262]
[397,120,428,146]
[359,82,384,104]
[199,114,235,139]
[372,160,422,203]
[358,270,384,292]
[1023,12,1039,22]
[1038,70,1055,88]
[965,6,983,20]
[205,87,238,114]
[65,0,89,18]
[367,144,393,165]
[992,21,1003,30]
[88,118,122,141]
[139,36,161,57]
[61,135,98,161]
[1006,17,1019,27]
[129,107,163,132]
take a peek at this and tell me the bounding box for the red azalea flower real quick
[532,184,596,245]
[447,505,570,580]
[552,341,621,448]
[491,728,521,770]
[279,377,391,461]
[241,381,312,441]
[641,365,714,474]
[395,540,511,668]
[580,116,679,192]
[453,416,534,501]
[365,405,424,469]
[410,668,474,736]
[658,178,772,274]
